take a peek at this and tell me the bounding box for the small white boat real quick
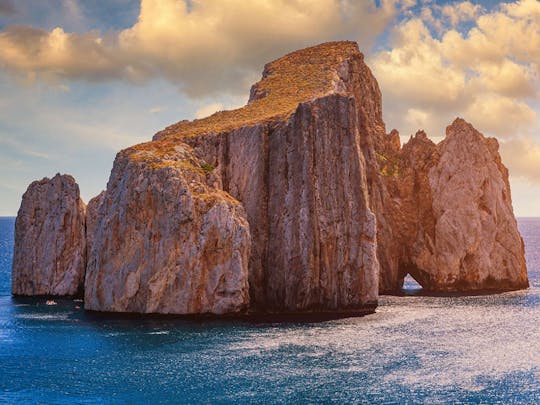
[45,300,57,306]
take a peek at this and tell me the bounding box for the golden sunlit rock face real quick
[85,143,251,315]
[95,41,380,314]
[378,119,528,292]
[12,41,529,315]
[12,174,87,297]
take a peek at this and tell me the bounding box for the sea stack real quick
[12,41,528,314]
[86,41,380,314]
[376,119,528,292]
[12,174,86,296]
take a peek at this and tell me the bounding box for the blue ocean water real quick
[1,217,540,404]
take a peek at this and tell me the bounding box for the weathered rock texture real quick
[13,41,528,314]
[85,191,104,262]
[377,119,528,292]
[84,144,251,314]
[151,42,379,312]
[12,174,86,296]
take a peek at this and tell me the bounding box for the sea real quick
[1,217,540,404]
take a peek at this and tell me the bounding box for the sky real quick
[0,0,539,216]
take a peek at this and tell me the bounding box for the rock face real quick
[84,144,251,314]
[152,42,379,312]
[12,174,86,296]
[378,119,528,292]
[85,191,104,262]
[12,41,528,314]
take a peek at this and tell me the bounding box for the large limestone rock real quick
[420,119,527,291]
[12,174,86,296]
[153,41,379,313]
[380,119,528,292]
[13,41,528,315]
[84,144,251,314]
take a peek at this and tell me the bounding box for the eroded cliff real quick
[377,119,528,292]
[84,144,251,314]
[90,42,380,314]
[12,174,86,296]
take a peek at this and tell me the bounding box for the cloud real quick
[0,137,51,159]
[371,19,466,108]
[2,0,540,206]
[0,26,125,82]
[149,106,163,114]
[503,0,540,18]
[465,95,536,137]
[371,1,540,134]
[195,103,223,119]
[0,0,404,97]
[369,0,540,185]
[0,0,15,16]
[440,1,482,26]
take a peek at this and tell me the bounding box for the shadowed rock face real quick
[12,174,86,296]
[181,95,379,312]
[84,144,251,314]
[379,119,528,292]
[85,191,104,263]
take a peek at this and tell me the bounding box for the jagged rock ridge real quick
[12,41,528,315]
[378,119,528,292]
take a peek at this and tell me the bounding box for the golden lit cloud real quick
[371,0,540,135]
[0,0,539,197]
[465,95,536,136]
[441,1,482,26]
[501,138,540,182]
[371,19,466,107]
[0,0,406,96]
[370,0,540,184]
[195,103,223,119]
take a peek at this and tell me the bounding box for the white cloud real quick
[501,137,540,182]
[195,103,223,119]
[441,1,482,26]
[372,19,466,108]
[0,0,403,97]
[1,0,540,214]
[149,106,163,114]
[465,94,536,137]
[0,137,51,159]
[370,0,540,187]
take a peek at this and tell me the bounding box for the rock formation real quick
[390,119,527,292]
[85,191,104,262]
[12,41,528,315]
[84,144,251,314]
[12,174,86,296]
[150,42,379,312]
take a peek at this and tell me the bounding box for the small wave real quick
[148,331,170,335]
[16,314,69,321]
